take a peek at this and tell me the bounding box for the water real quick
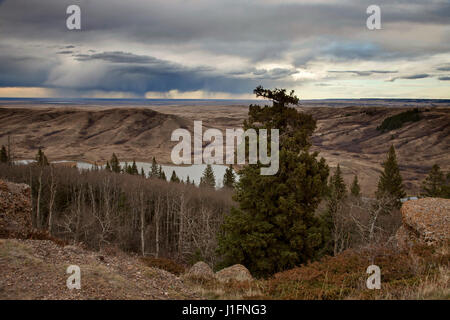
[15,160,236,187]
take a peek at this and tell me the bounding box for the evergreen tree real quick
[442,172,450,199]
[158,165,166,180]
[149,157,159,178]
[330,164,347,200]
[170,170,180,183]
[421,164,445,197]
[141,167,146,177]
[200,164,216,188]
[0,145,8,163]
[110,153,121,173]
[105,161,111,172]
[376,145,405,207]
[217,86,329,277]
[35,148,49,166]
[186,176,191,184]
[223,164,236,189]
[350,175,361,198]
[123,162,130,174]
[131,160,139,175]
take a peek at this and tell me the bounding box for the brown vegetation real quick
[262,243,449,300]
[0,164,233,267]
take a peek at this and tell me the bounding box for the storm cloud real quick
[0,0,449,98]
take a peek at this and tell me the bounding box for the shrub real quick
[261,244,448,300]
[377,108,421,132]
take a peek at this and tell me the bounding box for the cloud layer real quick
[0,0,449,98]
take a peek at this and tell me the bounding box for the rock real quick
[0,180,32,238]
[184,261,215,280]
[216,264,253,282]
[396,197,450,248]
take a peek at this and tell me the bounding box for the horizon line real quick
[1,97,450,102]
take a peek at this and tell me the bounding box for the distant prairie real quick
[0,99,448,196]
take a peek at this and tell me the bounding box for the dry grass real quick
[258,243,449,300]
[184,277,264,300]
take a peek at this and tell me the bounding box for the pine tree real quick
[330,164,346,200]
[170,170,180,183]
[350,175,361,197]
[141,167,146,177]
[110,153,121,173]
[131,160,139,175]
[223,164,236,189]
[442,172,450,199]
[105,161,111,172]
[35,148,49,166]
[158,165,166,180]
[421,164,445,197]
[200,164,215,188]
[217,86,329,277]
[186,176,191,184]
[376,145,405,207]
[149,157,159,178]
[123,162,130,174]
[0,145,8,163]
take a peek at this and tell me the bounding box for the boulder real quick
[185,261,215,280]
[396,197,449,248]
[215,264,253,282]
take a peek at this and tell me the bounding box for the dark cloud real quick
[0,49,276,95]
[0,0,448,96]
[0,53,56,87]
[437,64,450,71]
[438,76,450,81]
[67,64,261,95]
[388,74,430,82]
[402,74,430,80]
[74,52,161,64]
[329,70,398,76]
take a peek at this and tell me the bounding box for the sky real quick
[0,0,449,99]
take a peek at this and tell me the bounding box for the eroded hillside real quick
[0,103,449,195]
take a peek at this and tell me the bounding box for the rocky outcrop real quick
[0,180,32,238]
[215,264,253,282]
[184,261,215,280]
[397,197,450,248]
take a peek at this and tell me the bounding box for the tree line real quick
[0,159,233,267]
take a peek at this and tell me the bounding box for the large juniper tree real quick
[217,86,329,277]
